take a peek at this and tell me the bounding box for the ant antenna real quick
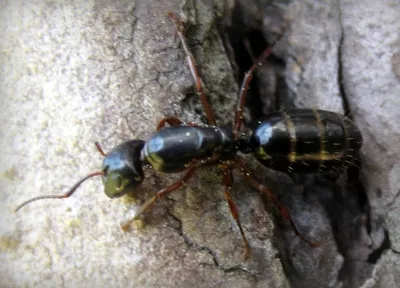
[15,142,108,212]
[15,171,104,212]
[95,142,107,157]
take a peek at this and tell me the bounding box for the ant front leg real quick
[168,12,217,126]
[233,157,319,247]
[221,164,250,260]
[156,116,185,131]
[156,116,199,131]
[121,167,197,231]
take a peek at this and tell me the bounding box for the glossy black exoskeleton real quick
[16,12,363,259]
[251,109,362,174]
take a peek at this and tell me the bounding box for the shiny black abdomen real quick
[143,126,235,173]
[251,109,363,174]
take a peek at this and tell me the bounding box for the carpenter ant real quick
[16,12,363,259]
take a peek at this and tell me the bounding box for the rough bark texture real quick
[0,0,399,287]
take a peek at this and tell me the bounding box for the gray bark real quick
[0,0,399,287]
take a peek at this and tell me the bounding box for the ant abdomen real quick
[251,109,363,174]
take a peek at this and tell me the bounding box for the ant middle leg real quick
[121,167,197,231]
[168,12,217,126]
[233,157,319,247]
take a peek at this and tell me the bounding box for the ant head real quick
[15,139,146,213]
[101,140,145,198]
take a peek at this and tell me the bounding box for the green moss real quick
[2,167,17,181]
[0,235,20,252]
[66,218,81,228]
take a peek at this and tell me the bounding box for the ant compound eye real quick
[103,173,127,198]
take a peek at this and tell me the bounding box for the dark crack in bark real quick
[368,229,391,263]
[165,210,258,276]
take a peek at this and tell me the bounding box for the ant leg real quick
[221,165,250,260]
[233,35,284,138]
[233,157,319,247]
[156,116,184,131]
[156,116,199,131]
[185,152,221,169]
[243,38,256,63]
[121,167,197,231]
[168,12,217,126]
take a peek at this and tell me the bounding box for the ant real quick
[16,12,363,260]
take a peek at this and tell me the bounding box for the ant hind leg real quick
[233,35,284,138]
[233,156,319,247]
[221,164,250,260]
